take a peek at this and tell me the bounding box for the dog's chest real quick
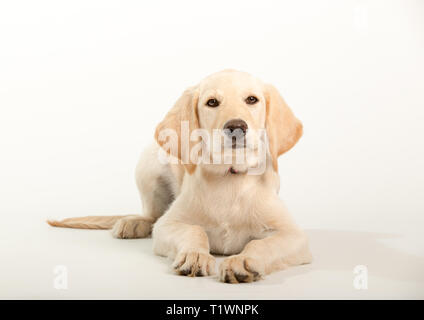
[200,188,266,255]
[186,173,270,255]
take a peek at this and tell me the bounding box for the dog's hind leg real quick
[112,144,179,239]
[111,215,155,239]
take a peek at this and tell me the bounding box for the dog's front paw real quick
[172,251,216,277]
[219,255,265,284]
[112,216,152,239]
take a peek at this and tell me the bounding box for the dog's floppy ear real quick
[154,86,199,174]
[264,84,303,172]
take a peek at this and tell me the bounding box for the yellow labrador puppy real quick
[48,70,312,283]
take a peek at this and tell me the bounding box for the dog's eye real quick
[245,96,258,105]
[206,98,219,107]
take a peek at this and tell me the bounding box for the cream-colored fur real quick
[48,70,312,283]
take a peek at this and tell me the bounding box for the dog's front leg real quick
[219,229,312,283]
[152,219,215,277]
[219,197,313,284]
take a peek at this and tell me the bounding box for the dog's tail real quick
[47,215,132,230]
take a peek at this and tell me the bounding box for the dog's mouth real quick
[229,166,238,174]
[227,166,248,175]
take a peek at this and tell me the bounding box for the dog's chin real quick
[227,163,249,174]
[200,163,250,176]
[200,153,260,176]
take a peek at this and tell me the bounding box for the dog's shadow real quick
[138,229,424,285]
[256,229,424,285]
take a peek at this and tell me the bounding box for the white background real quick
[0,0,423,299]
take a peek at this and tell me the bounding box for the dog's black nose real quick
[223,119,248,136]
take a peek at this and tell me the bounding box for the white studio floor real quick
[1,218,423,300]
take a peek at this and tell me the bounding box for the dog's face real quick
[155,70,303,174]
[197,70,266,153]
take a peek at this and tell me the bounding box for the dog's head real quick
[155,70,302,174]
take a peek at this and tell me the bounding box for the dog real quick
[48,69,312,283]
